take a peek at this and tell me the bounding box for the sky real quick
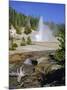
[9,0,65,24]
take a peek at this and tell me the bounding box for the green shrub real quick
[54,25,65,65]
[20,37,26,46]
[12,43,18,48]
[9,47,16,50]
[54,49,64,61]
[9,43,18,50]
[15,26,22,34]
[26,36,32,45]
[24,26,32,35]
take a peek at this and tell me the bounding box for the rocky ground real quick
[9,50,65,89]
[9,41,64,89]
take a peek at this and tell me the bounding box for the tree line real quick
[9,7,39,33]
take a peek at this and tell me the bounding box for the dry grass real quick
[9,53,25,63]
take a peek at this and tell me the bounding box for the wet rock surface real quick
[9,52,65,89]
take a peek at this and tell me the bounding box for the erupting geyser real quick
[36,16,44,41]
[34,16,57,42]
